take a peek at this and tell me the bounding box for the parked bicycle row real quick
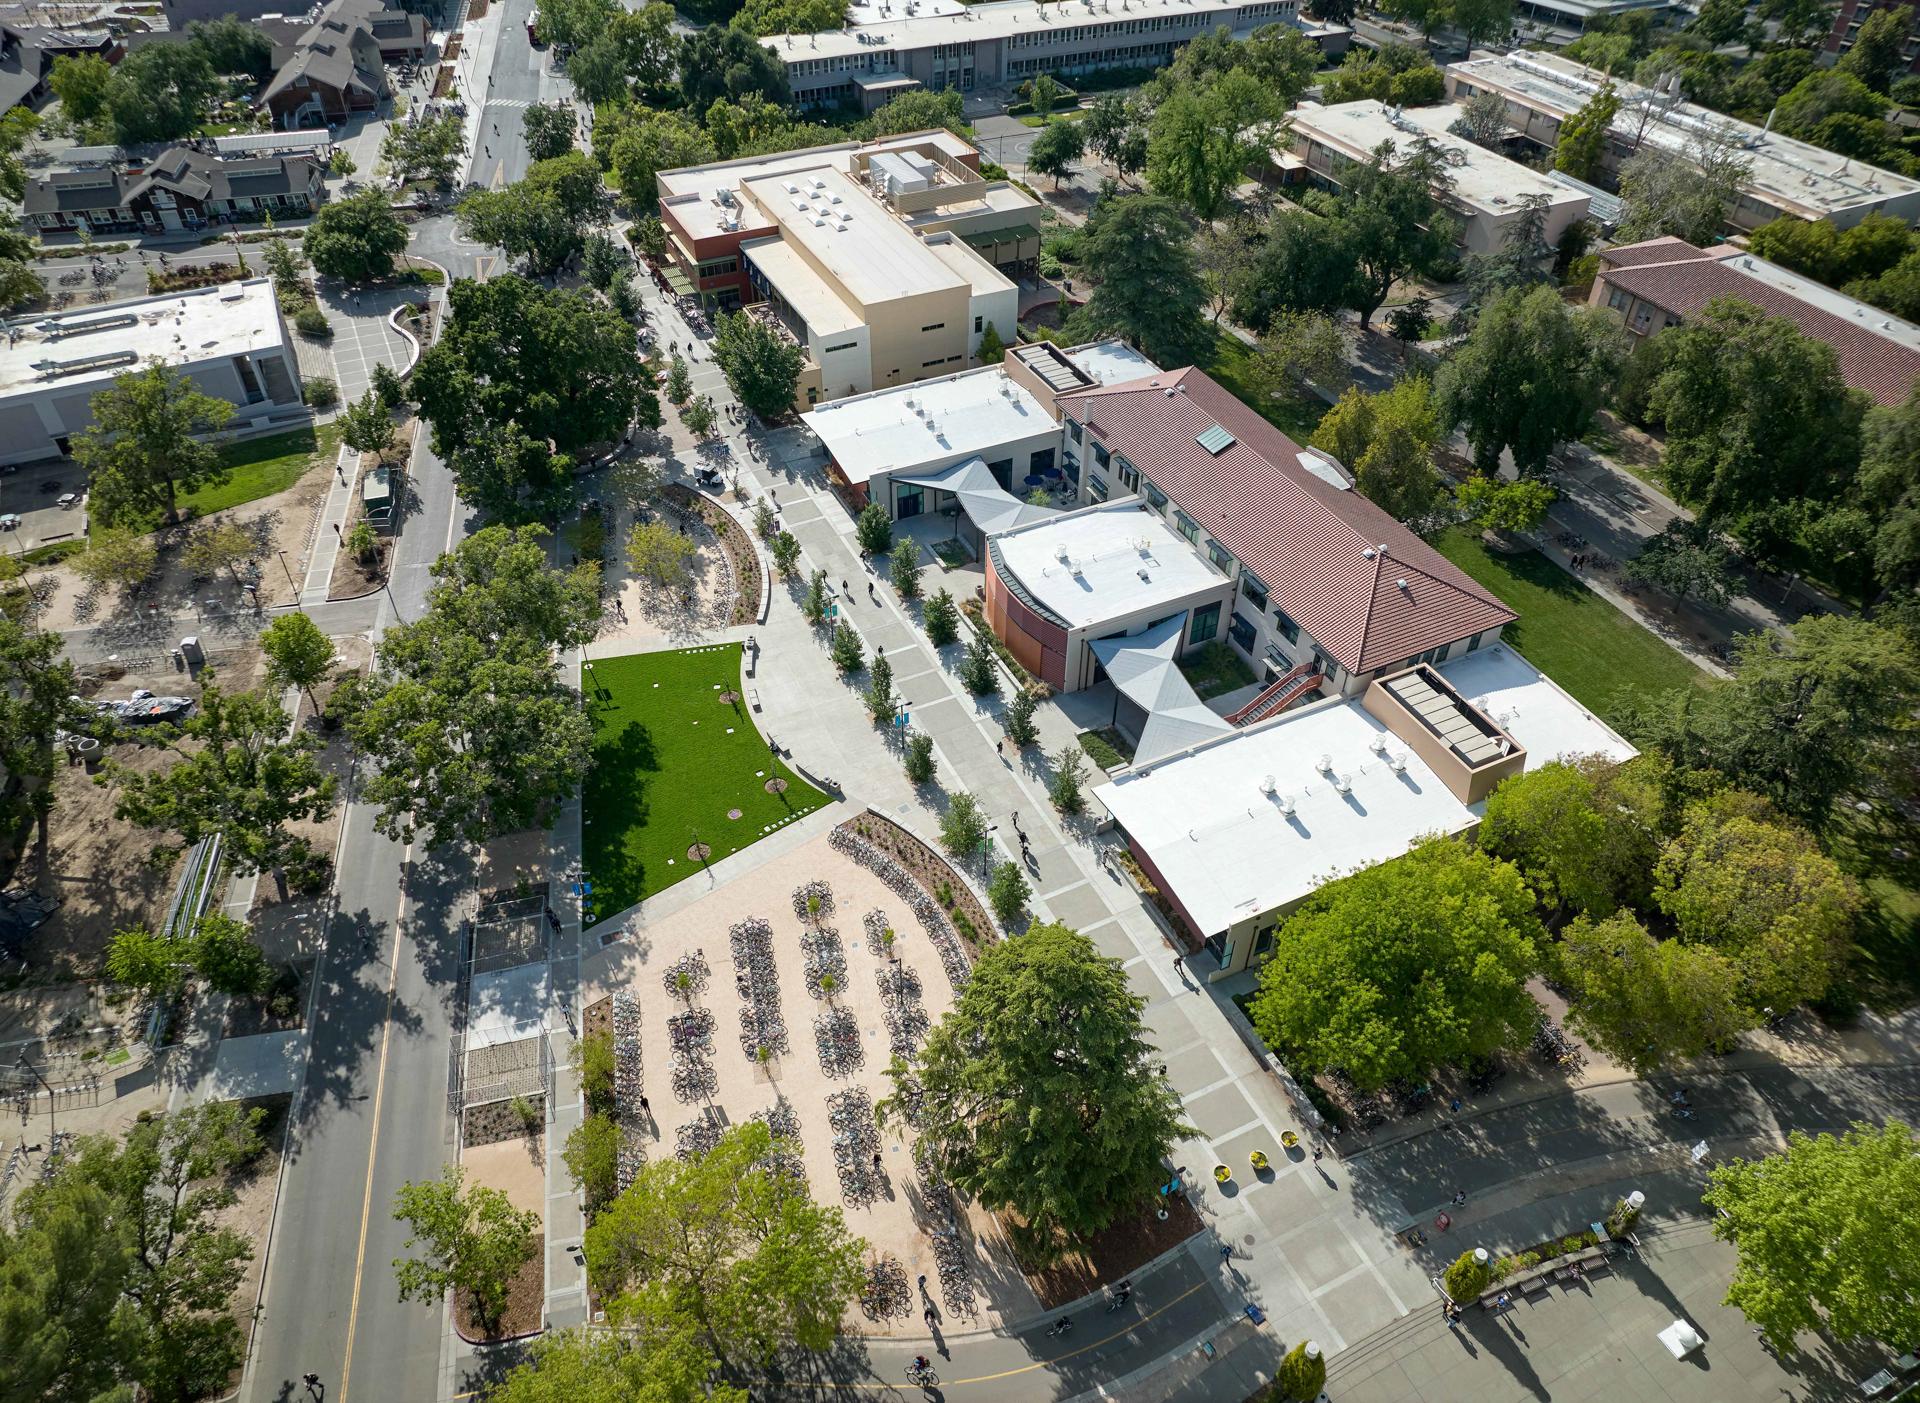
[828,828,972,993]
[814,1006,863,1080]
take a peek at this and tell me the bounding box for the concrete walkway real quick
[301,446,361,604]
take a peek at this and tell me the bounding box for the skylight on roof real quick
[1197,424,1236,455]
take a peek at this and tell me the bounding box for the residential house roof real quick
[1056,367,1516,677]
[1598,235,1920,406]
[259,0,419,106]
[20,147,321,217]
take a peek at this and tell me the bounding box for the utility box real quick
[363,465,395,533]
[179,636,204,668]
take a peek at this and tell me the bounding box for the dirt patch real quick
[220,1091,293,1391]
[222,957,313,1038]
[583,994,611,1041]
[452,1234,544,1343]
[463,1132,544,1215]
[464,1092,545,1149]
[1021,1191,1205,1309]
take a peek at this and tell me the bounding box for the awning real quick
[1089,616,1232,766]
[896,456,1057,538]
[662,263,695,296]
[960,222,1041,251]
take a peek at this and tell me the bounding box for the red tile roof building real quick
[1591,236,1920,408]
[1057,367,1515,694]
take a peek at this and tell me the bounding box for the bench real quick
[750,688,761,712]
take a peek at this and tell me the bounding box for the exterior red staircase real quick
[1224,663,1323,727]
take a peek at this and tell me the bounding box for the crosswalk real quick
[485,97,535,109]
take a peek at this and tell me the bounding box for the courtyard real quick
[583,828,1043,1335]
[580,643,829,920]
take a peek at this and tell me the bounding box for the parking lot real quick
[0,460,88,553]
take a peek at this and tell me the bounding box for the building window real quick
[922,357,947,367]
[1115,456,1140,492]
[1143,481,1167,511]
[1190,602,1220,645]
[1206,540,1235,573]
[1273,608,1299,645]
[696,255,737,278]
[1240,570,1268,612]
[974,315,983,333]
[921,322,946,332]
[1092,441,1110,469]
[1228,611,1256,652]
[1065,416,1082,444]
[1466,629,1489,652]
[823,340,858,354]
[1088,474,1109,501]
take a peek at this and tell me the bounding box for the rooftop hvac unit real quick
[1136,568,1150,582]
[1386,751,1407,772]
[1334,774,1352,794]
[1277,794,1296,816]
[1316,753,1334,773]
[782,180,799,194]
[1369,734,1387,754]
[810,175,826,189]
[1054,544,1071,564]
[1259,774,1276,795]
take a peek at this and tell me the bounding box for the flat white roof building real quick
[0,278,306,467]
[1096,643,1635,976]
[1285,99,1590,255]
[992,501,1229,631]
[1446,49,1920,229]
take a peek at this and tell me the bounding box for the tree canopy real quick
[75,362,234,526]
[303,188,410,284]
[1553,909,1748,1073]
[1479,757,1664,915]
[1248,837,1544,1090]
[0,616,82,868]
[886,922,1190,1260]
[713,310,806,418]
[393,1165,541,1334]
[1310,375,1448,530]
[1066,194,1213,368]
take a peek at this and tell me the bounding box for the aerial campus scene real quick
[2,0,1919,1397]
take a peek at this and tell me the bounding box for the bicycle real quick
[1045,1317,1073,1338]
[906,1360,939,1387]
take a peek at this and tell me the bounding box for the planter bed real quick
[661,483,759,625]
[832,810,993,960]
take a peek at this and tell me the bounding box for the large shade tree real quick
[74,363,234,526]
[1248,837,1544,1090]
[1066,194,1213,369]
[883,922,1191,1262]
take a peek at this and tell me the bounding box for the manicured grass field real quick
[1430,527,1713,725]
[119,423,342,530]
[581,644,829,918]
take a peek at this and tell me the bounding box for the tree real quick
[381,109,466,187]
[959,630,1000,697]
[522,102,577,161]
[664,355,693,406]
[583,232,630,293]
[988,860,1031,927]
[1253,311,1348,404]
[1654,804,1861,1010]
[1450,0,1515,46]
[189,911,272,996]
[1554,910,1749,1073]
[48,52,112,130]
[1457,475,1557,534]
[1449,89,1512,149]
[393,1165,541,1334]
[487,1322,746,1403]
[829,619,864,675]
[1839,5,1913,91]
[879,542,920,602]
[1479,759,1661,915]
[923,589,961,647]
[1703,1119,1920,1353]
[599,106,716,207]
[189,14,274,76]
[903,731,936,784]
[1004,686,1040,748]
[260,611,337,711]
[1312,377,1449,531]
[677,24,791,111]
[887,922,1190,1260]
[112,680,337,889]
[1193,223,1255,325]
[180,520,258,588]
[1248,837,1544,1089]
[334,526,598,847]
[1625,517,1739,605]
[448,420,573,524]
[564,1114,621,1215]
[1648,298,1864,562]
[1049,742,1089,815]
[854,502,893,556]
[304,188,409,283]
[1437,284,1622,476]
[1232,211,1358,333]
[74,363,233,527]
[1084,93,1143,177]
[1554,80,1619,181]
[72,531,159,590]
[585,1121,863,1364]
[1442,1251,1492,1303]
[802,568,831,625]
[1320,42,1445,104]
[627,519,697,587]
[1859,382,1920,597]
[770,530,801,580]
[414,276,655,463]
[711,310,804,420]
[105,923,185,996]
[1273,1341,1327,1402]
[938,791,989,860]
[1336,143,1459,328]
[1067,195,1213,368]
[1145,74,1276,221]
[338,387,394,469]
[1689,0,1751,46]
[104,43,216,145]
[977,321,1007,365]
[863,648,896,723]
[682,393,717,440]
[865,87,966,138]
[459,182,582,275]
[1028,117,1085,190]
[1385,295,1433,353]
[1616,136,1752,246]
[0,615,81,862]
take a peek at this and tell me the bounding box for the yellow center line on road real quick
[338,845,414,1403]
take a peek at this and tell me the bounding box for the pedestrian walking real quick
[1496,1293,1510,1314]
[638,1095,650,1117]
[872,1151,883,1172]
[924,1305,937,1327]
[1311,1145,1323,1165]
[1219,1244,1233,1264]
[1451,1189,1467,1207]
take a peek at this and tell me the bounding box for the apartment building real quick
[0,279,305,466]
[19,146,327,235]
[659,134,1038,405]
[1283,99,1590,256]
[258,0,428,129]
[763,0,1315,110]
[1446,49,1920,229]
[1824,0,1920,74]
[1591,235,1920,406]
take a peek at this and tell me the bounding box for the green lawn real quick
[162,423,341,522]
[1430,527,1712,725]
[1205,330,1327,443]
[580,644,829,918]
[1177,640,1257,700]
